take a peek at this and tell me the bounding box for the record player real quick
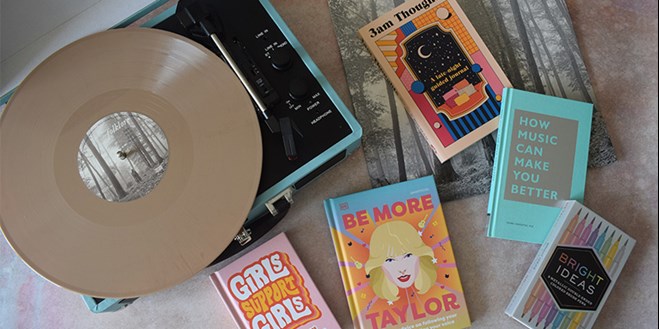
[0,0,361,313]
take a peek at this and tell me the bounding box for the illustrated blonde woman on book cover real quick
[365,220,437,302]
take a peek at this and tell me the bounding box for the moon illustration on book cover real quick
[403,24,487,119]
[373,2,507,148]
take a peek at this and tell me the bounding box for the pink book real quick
[210,233,340,329]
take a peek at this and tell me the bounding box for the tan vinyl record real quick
[0,28,262,298]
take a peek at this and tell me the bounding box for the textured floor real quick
[0,0,656,328]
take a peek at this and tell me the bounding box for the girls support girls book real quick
[506,201,635,329]
[324,176,471,329]
[209,233,340,329]
[358,0,511,162]
[487,88,593,244]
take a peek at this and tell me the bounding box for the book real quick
[324,176,471,329]
[209,233,340,329]
[327,0,616,202]
[487,88,593,244]
[506,200,635,329]
[358,0,511,163]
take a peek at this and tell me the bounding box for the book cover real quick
[324,176,470,329]
[358,0,511,163]
[506,201,635,329]
[487,88,593,244]
[209,233,340,329]
[328,0,615,202]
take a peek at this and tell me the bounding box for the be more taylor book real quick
[324,176,470,329]
[358,0,511,162]
[506,201,635,329]
[209,233,340,329]
[487,88,593,244]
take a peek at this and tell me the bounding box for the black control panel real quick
[155,0,353,194]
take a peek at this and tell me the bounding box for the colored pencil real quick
[559,209,581,245]
[535,290,553,326]
[544,303,559,329]
[593,226,608,251]
[523,281,546,318]
[551,311,566,329]
[603,235,621,268]
[586,222,602,247]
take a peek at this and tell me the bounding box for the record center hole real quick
[77,112,169,203]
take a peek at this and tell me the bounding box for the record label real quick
[77,112,169,202]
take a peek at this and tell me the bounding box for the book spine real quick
[210,273,248,329]
[487,88,513,237]
[324,198,365,328]
[324,198,352,277]
[505,201,571,317]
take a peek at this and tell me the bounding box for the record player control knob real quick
[271,48,292,71]
[288,78,309,100]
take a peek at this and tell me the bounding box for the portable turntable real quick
[0,0,361,313]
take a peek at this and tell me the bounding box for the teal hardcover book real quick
[487,88,593,244]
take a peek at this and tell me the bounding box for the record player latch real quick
[265,187,295,216]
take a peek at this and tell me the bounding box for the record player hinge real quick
[234,227,253,246]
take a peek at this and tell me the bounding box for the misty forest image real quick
[329,0,616,201]
[77,112,169,202]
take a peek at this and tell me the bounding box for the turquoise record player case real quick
[2,0,362,313]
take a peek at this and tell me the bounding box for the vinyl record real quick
[0,28,262,298]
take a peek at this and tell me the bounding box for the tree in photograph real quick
[79,151,107,200]
[94,134,130,187]
[128,112,163,165]
[125,129,155,169]
[367,0,405,182]
[405,112,434,175]
[508,0,544,93]
[484,0,525,86]
[523,0,567,97]
[137,115,168,156]
[331,0,395,185]
[481,134,497,166]
[526,21,555,94]
[541,0,592,102]
[82,136,126,199]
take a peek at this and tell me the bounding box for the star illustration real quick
[432,258,438,264]
[418,230,423,236]
[387,300,394,305]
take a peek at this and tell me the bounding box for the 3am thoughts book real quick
[506,201,635,329]
[324,176,470,329]
[209,233,340,329]
[358,0,511,163]
[487,88,593,244]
